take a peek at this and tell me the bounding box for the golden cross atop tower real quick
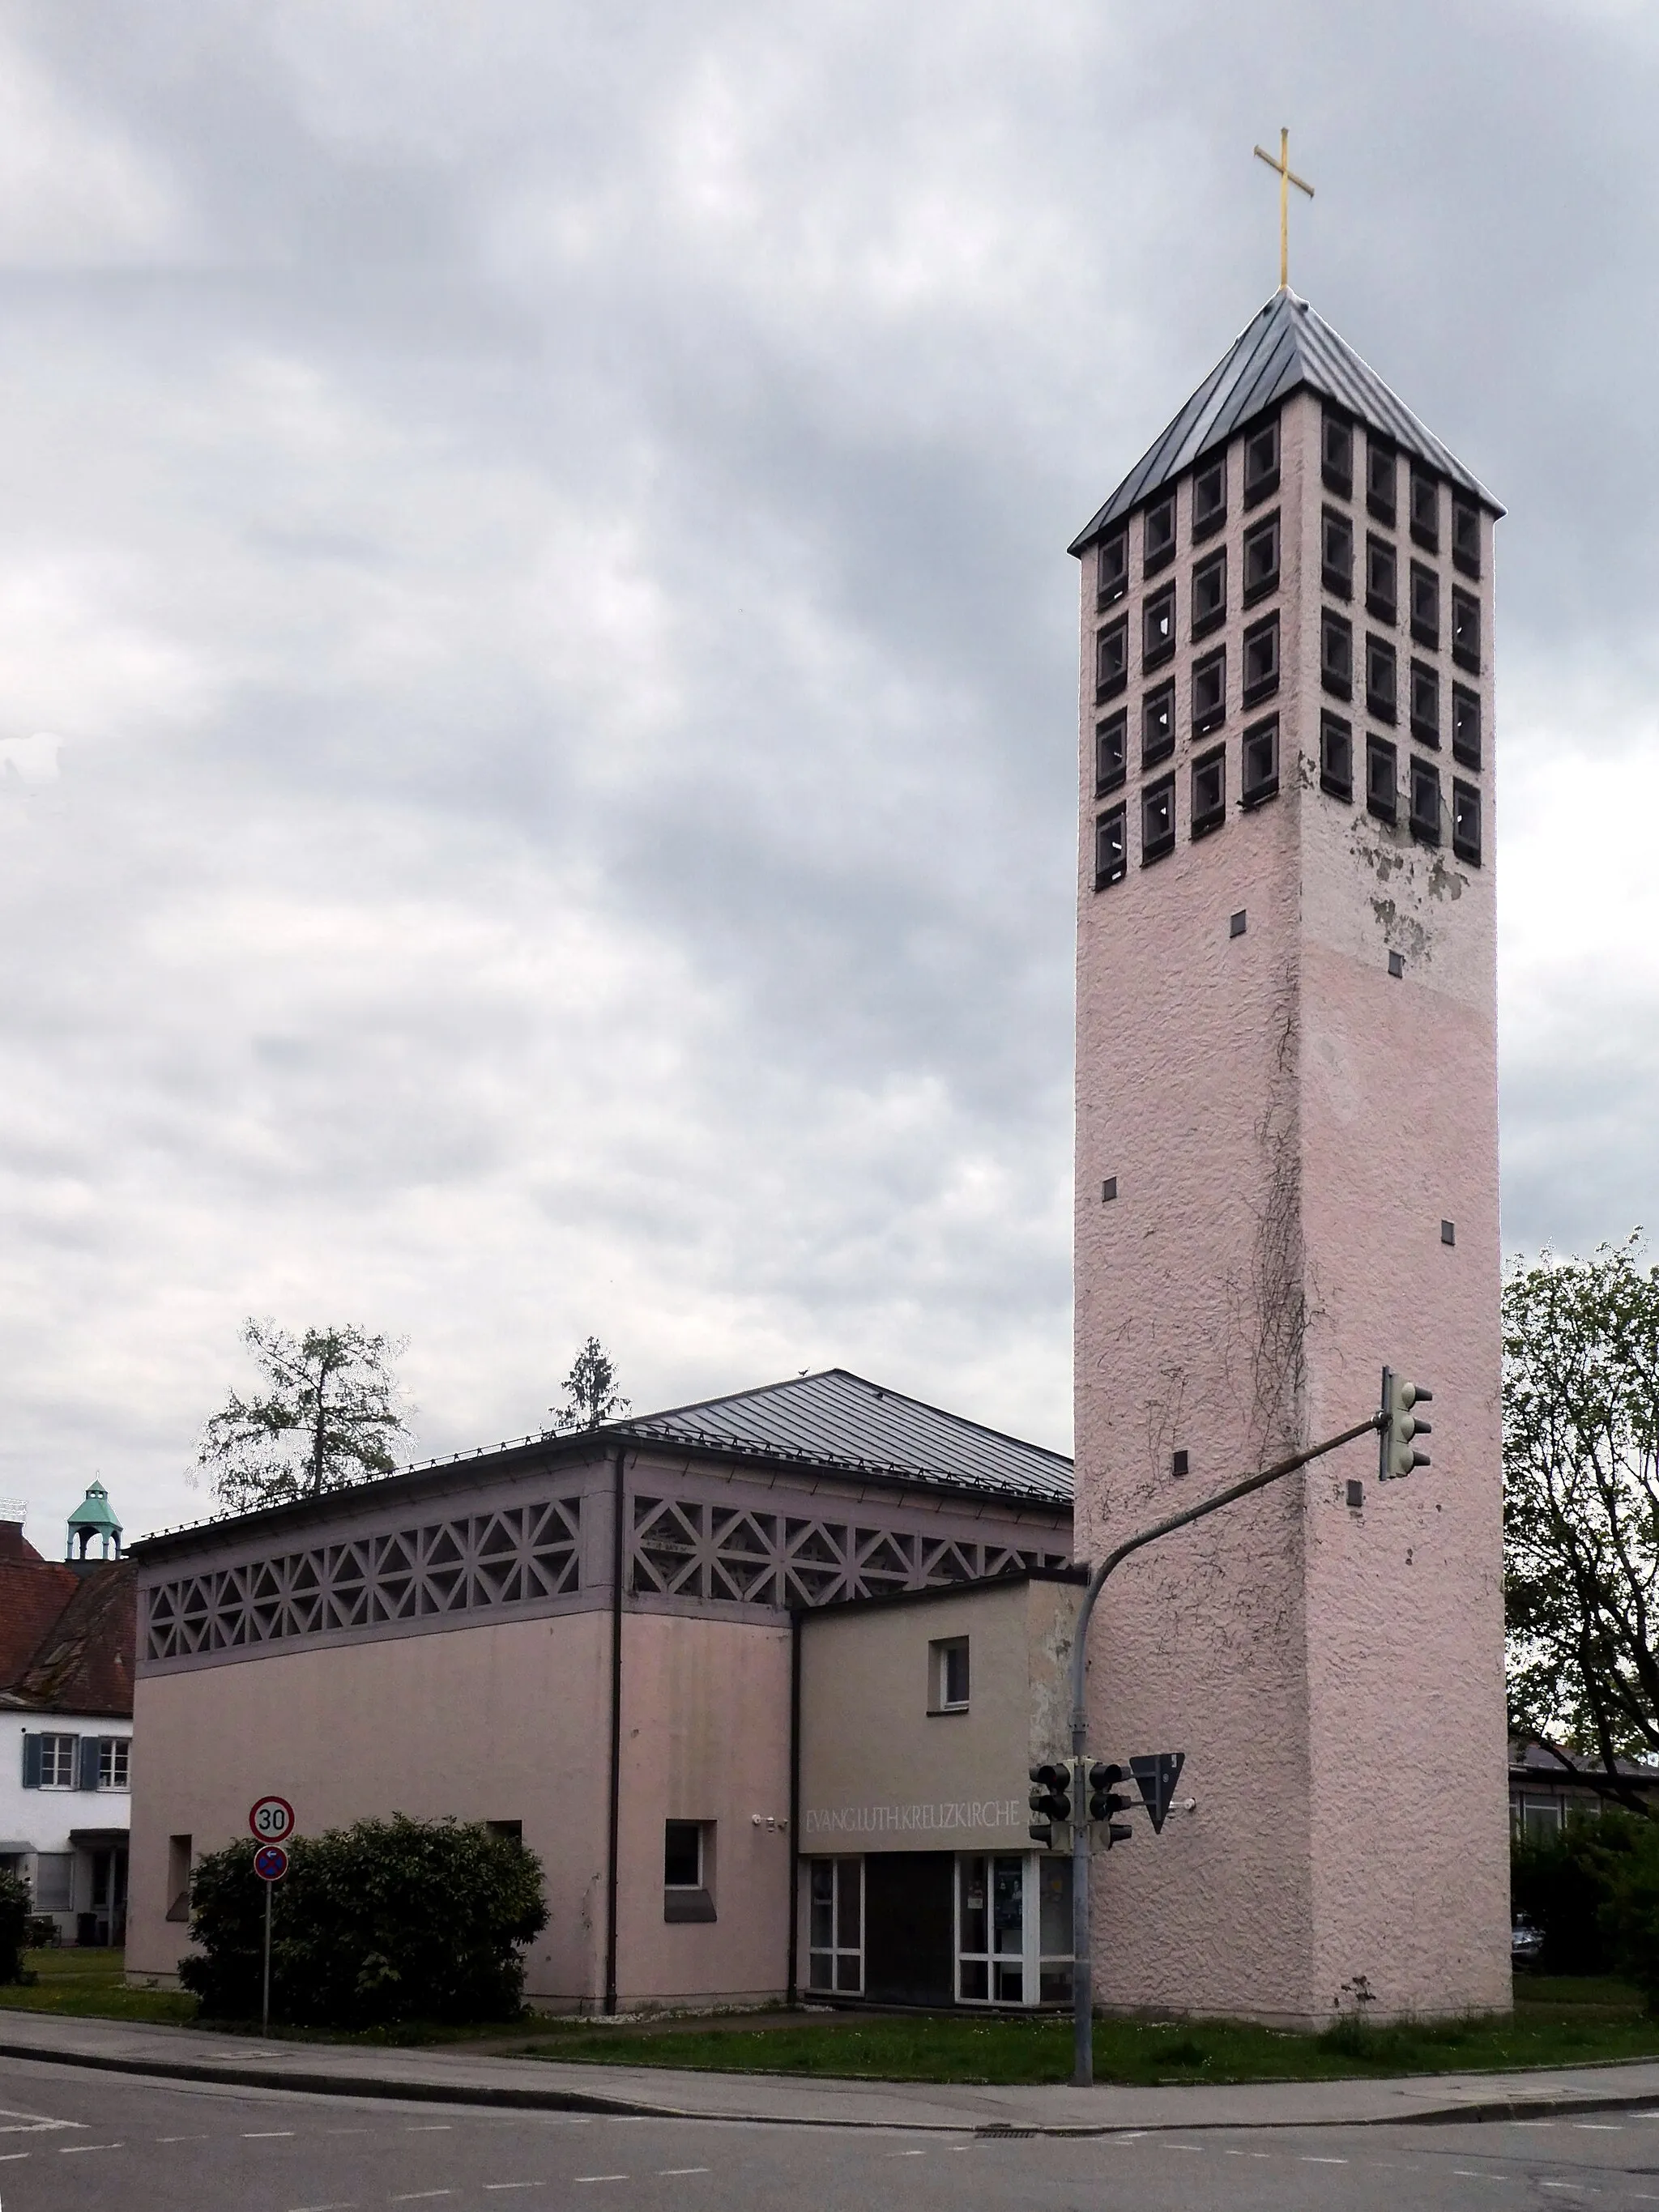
[1253,128,1314,292]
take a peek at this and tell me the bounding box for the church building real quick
[126,282,1508,2025]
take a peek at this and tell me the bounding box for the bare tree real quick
[547,1336,629,1434]
[1506,1235,1659,1813]
[196,1319,411,1515]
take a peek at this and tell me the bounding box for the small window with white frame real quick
[98,1737,131,1792]
[27,1734,78,1790]
[930,1636,970,1713]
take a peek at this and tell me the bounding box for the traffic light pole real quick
[1066,1409,1385,2089]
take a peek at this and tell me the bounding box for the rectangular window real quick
[166,1835,192,1923]
[1192,456,1226,540]
[1322,506,1353,599]
[1452,778,1482,865]
[35,1853,72,1912]
[663,1820,716,1921]
[1320,711,1354,801]
[97,1737,130,1792]
[930,1637,970,1711]
[1142,492,1176,575]
[1097,530,1128,607]
[1190,547,1226,639]
[1410,757,1442,845]
[1191,744,1226,837]
[1367,437,1397,525]
[1094,803,1126,889]
[1141,774,1175,865]
[1366,633,1397,723]
[1241,511,1280,605]
[808,1857,864,1994]
[1365,533,1397,624]
[1191,646,1226,735]
[1452,497,1481,579]
[1321,608,1354,699]
[1243,416,1280,505]
[1322,411,1354,497]
[1367,735,1398,824]
[1142,584,1175,671]
[1094,710,1126,795]
[1241,612,1280,706]
[1410,659,1440,747]
[1241,716,1278,808]
[1452,586,1481,673]
[1141,680,1175,767]
[1452,683,1482,769]
[1094,616,1128,701]
[34,1734,76,1790]
[1410,467,1439,551]
[1410,561,1440,648]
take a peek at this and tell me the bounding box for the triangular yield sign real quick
[1128,1751,1186,1834]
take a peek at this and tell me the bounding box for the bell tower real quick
[1070,291,1509,2024]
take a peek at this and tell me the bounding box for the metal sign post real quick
[249,1800,296,2038]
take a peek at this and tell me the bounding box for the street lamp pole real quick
[1066,1411,1384,2088]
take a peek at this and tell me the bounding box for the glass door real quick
[956,1853,1026,2002]
[957,1853,1073,2005]
[806,1857,864,1994]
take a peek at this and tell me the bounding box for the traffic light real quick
[1379,1366,1432,1481]
[1028,1761,1073,1844]
[1087,1762,1134,1847]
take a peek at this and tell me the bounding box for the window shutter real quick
[21,1733,41,1788]
[77,1736,100,1792]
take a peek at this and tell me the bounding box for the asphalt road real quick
[6,2057,1659,2210]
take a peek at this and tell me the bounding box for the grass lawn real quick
[6,1954,1659,2086]
[0,1949,197,2027]
[515,1976,1659,2086]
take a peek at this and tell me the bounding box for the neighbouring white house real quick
[0,1489,134,1945]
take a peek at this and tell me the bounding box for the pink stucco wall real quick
[1073,387,1509,2024]
[128,1607,793,2011]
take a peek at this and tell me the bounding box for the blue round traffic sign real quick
[254,1843,288,1882]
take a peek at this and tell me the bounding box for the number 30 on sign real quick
[249,1795,295,1843]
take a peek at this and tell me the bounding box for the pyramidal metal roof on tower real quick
[1068,289,1503,556]
[616,1367,1074,1503]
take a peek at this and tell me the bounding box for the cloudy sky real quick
[2,0,1656,1545]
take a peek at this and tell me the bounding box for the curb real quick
[4,2033,1659,2136]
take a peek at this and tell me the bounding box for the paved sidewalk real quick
[4,2007,1659,2134]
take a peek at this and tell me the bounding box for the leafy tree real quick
[0,1867,32,1984]
[1506,1235,1659,1809]
[196,1319,410,1515]
[179,1814,547,2028]
[547,1336,629,1434]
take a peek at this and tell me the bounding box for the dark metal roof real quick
[1069,289,1503,556]
[616,1368,1073,1505]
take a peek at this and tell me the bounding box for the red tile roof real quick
[0,1524,134,1719]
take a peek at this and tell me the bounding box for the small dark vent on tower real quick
[1230,910,1247,939]
[1441,1221,1456,1247]
[1388,951,1405,979]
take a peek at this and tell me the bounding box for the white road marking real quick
[59,2142,124,2154]
[407,2124,453,2131]
[1303,2155,1348,2163]
[1452,2171,1508,2180]
[1165,2142,1205,2153]
[156,2133,208,2142]
[890,2148,926,2156]
[287,2203,359,2210]
[245,2129,297,2137]
[659,2168,710,2176]
[574,2176,630,2184]
[482,2189,544,2196]
[0,2106,81,2134]
[1576,2123,1623,2131]
[390,2196,454,2204]
[0,2151,31,2163]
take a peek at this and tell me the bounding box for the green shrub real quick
[0,1869,32,1984]
[178,1813,548,2028]
[1512,1813,1641,1975]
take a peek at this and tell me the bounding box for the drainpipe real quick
[603,1442,625,2016]
[786,1607,802,2008]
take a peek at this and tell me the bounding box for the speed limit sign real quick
[249,1795,296,1844]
